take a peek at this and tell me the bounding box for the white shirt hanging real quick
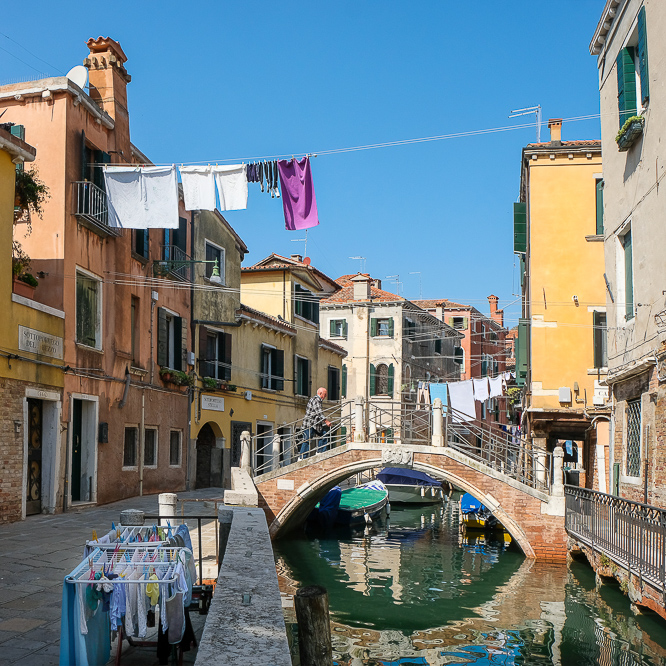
[213,164,248,211]
[180,165,216,211]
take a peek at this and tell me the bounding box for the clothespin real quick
[92,529,98,542]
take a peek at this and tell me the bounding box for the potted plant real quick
[220,383,237,392]
[159,367,174,383]
[616,115,644,152]
[172,370,193,387]
[202,377,218,390]
[12,245,38,298]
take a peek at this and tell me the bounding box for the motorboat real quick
[376,467,444,504]
[460,492,503,532]
[335,480,389,526]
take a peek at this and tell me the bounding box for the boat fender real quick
[421,487,426,497]
[364,512,372,524]
[431,487,436,497]
[386,502,391,516]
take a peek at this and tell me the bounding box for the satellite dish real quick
[303,257,311,266]
[66,65,88,90]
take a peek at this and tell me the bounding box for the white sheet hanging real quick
[180,166,216,211]
[104,166,179,229]
[213,164,248,211]
[489,375,504,398]
[473,378,490,402]
[448,380,476,422]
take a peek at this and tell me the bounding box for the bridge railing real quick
[366,400,432,445]
[565,485,666,593]
[446,407,551,492]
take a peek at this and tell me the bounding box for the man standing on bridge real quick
[300,387,331,459]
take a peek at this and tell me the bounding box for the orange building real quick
[0,37,192,512]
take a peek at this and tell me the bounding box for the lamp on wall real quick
[209,258,223,286]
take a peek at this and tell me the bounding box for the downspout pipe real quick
[118,366,131,408]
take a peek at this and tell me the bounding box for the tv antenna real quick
[386,274,402,296]
[509,105,542,143]
[290,229,308,257]
[409,271,423,300]
[349,256,366,273]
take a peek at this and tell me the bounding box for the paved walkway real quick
[0,489,224,665]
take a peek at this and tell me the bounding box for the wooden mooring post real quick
[294,585,332,666]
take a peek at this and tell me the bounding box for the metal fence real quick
[72,181,118,234]
[565,485,666,594]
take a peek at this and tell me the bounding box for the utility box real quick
[558,386,572,403]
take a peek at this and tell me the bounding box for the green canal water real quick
[273,500,666,665]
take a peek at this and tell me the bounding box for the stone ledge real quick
[223,468,258,507]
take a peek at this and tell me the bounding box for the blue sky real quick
[0,1,605,326]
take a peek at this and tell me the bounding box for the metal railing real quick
[72,181,118,234]
[152,244,193,281]
[565,486,666,593]
[446,407,551,491]
[366,400,433,445]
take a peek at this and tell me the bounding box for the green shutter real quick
[369,363,376,396]
[462,316,468,330]
[10,124,25,141]
[624,231,634,320]
[617,48,637,127]
[343,320,348,338]
[637,6,649,105]
[157,308,168,367]
[596,180,604,235]
[388,318,394,337]
[387,363,394,397]
[519,255,526,289]
[272,349,284,390]
[516,319,529,386]
[330,319,336,336]
[385,428,394,444]
[341,364,347,398]
[370,318,378,337]
[513,202,527,254]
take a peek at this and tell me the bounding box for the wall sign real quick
[18,326,63,360]
[202,395,225,412]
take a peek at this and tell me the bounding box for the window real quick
[131,296,140,365]
[76,271,102,349]
[295,356,311,396]
[370,317,393,337]
[370,363,394,397]
[329,319,348,338]
[169,430,182,467]
[450,316,467,331]
[294,284,319,324]
[157,308,186,370]
[123,427,138,468]
[481,354,491,377]
[205,241,225,284]
[80,132,109,189]
[622,230,634,321]
[260,345,284,390]
[454,347,465,373]
[593,312,607,369]
[200,329,232,381]
[328,366,341,401]
[595,180,604,235]
[144,428,157,467]
[404,318,416,341]
[625,398,641,478]
[616,7,649,127]
[434,337,442,355]
[133,229,149,259]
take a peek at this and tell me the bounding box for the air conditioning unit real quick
[558,386,571,403]
[244,391,252,401]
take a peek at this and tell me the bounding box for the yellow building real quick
[515,119,609,490]
[0,126,64,522]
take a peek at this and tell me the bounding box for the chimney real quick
[290,254,303,263]
[487,294,504,327]
[84,37,131,125]
[548,118,562,145]
[372,278,382,290]
[351,274,372,301]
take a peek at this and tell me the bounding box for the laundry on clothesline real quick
[180,166,216,211]
[277,156,319,230]
[489,375,504,399]
[472,377,490,402]
[429,383,448,412]
[448,380,476,422]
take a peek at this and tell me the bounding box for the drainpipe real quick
[139,389,145,496]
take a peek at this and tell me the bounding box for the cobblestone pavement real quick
[0,489,224,665]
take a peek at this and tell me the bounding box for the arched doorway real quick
[195,423,224,489]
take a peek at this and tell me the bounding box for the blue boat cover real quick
[460,492,486,515]
[376,467,441,487]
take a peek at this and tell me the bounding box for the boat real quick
[460,492,503,532]
[307,485,342,531]
[335,480,389,526]
[376,467,444,504]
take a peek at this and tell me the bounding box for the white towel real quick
[104,166,179,229]
[180,166,216,211]
[489,375,504,398]
[448,380,476,422]
[473,378,490,402]
[213,165,248,211]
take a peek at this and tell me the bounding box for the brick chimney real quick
[84,37,131,131]
[290,254,302,263]
[487,294,503,327]
[351,274,372,301]
[548,118,562,145]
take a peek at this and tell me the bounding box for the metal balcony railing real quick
[153,245,192,282]
[72,181,119,235]
[565,486,666,593]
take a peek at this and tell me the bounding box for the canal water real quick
[274,498,666,665]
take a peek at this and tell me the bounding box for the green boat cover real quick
[339,487,386,511]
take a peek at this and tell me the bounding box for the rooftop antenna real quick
[349,256,366,273]
[409,271,423,300]
[290,229,308,257]
[509,105,542,143]
[386,274,402,296]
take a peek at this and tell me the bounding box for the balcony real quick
[153,245,192,282]
[72,181,120,237]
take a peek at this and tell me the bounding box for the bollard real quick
[552,446,565,497]
[431,398,444,447]
[120,509,144,526]
[158,492,177,526]
[294,585,332,666]
[240,431,251,473]
[354,397,365,442]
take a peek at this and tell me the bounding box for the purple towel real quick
[277,157,319,230]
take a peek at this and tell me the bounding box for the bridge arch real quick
[266,455,536,558]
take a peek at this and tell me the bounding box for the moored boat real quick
[460,492,503,532]
[335,480,389,526]
[376,467,444,504]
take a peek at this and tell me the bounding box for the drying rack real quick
[85,524,174,551]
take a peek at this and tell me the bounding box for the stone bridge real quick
[253,441,567,562]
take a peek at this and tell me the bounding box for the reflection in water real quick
[274,500,666,665]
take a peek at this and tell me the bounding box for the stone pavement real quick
[0,488,224,666]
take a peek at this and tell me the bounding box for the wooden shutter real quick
[388,318,394,337]
[199,326,211,378]
[513,202,527,254]
[330,320,336,337]
[341,365,347,398]
[272,349,284,390]
[624,231,634,320]
[387,363,394,397]
[223,332,232,381]
[462,317,468,330]
[637,6,649,105]
[342,320,348,337]
[174,316,186,371]
[260,345,269,388]
[617,48,637,127]
[517,319,529,386]
[593,312,607,369]
[157,308,168,367]
[596,180,604,235]
[327,366,334,399]
[370,318,378,337]
[81,130,87,181]
[369,363,376,396]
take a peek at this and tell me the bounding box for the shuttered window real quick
[294,356,311,396]
[199,328,232,381]
[595,180,604,235]
[134,229,149,258]
[593,312,607,369]
[76,272,101,349]
[294,284,319,324]
[371,363,393,396]
[637,6,649,106]
[341,364,347,398]
[513,202,527,254]
[516,319,529,386]
[617,47,638,127]
[123,427,138,468]
[329,319,348,338]
[623,230,634,321]
[260,345,284,391]
[157,308,185,370]
[371,317,393,337]
[327,366,341,401]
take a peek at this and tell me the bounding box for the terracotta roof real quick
[236,304,295,334]
[318,338,348,357]
[242,253,340,292]
[526,140,601,148]
[412,299,470,310]
[322,283,404,304]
